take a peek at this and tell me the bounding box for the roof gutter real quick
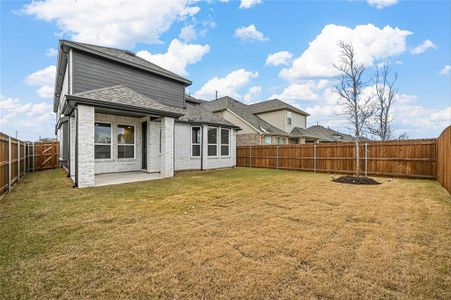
[63,95,184,118]
[175,119,241,130]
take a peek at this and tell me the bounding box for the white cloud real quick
[243,86,262,103]
[280,24,411,80]
[234,24,269,42]
[269,81,324,102]
[367,0,398,9]
[239,0,262,9]
[136,39,209,76]
[46,48,58,57]
[22,0,200,48]
[265,51,293,66]
[194,69,258,99]
[25,65,56,99]
[0,95,54,140]
[410,39,436,55]
[440,65,451,76]
[179,24,197,42]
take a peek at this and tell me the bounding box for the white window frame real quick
[94,122,112,161]
[220,128,230,157]
[191,126,201,158]
[117,123,136,160]
[207,126,218,157]
[264,136,272,145]
[287,111,292,125]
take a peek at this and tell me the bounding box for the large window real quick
[221,128,230,156]
[117,124,135,159]
[191,126,201,157]
[95,123,111,159]
[287,111,292,125]
[264,136,272,144]
[207,127,218,156]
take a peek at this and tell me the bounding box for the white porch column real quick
[69,115,76,180]
[160,117,174,178]
[77,105,95,188]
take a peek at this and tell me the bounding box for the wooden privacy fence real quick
[436,126,451,193]
[0,132,59,196]
[237,139,437,179]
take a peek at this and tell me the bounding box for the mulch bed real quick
[332,176,381,185]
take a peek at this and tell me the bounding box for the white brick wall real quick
[174,123,201,171]
[174,123,236,171]
[70,116,76,180]
[148,121,161,173]
[77,105,95,188]
[160,117,174,178]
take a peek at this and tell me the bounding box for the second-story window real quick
[287,111,292,125]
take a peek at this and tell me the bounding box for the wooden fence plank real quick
[436,126,451,194]
[0,132,59,196]
[237,138,439,179]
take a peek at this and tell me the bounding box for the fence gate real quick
[35,142,59,171]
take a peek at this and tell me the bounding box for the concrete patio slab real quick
[95,171,161,187]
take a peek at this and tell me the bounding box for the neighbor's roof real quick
[60,40,192,85]
[290,127,322,140]
[249,99,310,116]
[201,96,288,136]
[305,125,372,142]
[67,85,184,116]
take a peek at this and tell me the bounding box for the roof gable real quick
[249,99,310,116]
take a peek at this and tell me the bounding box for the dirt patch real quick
[333,176,381,185]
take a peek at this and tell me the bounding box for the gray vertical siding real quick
[72,50,185,108]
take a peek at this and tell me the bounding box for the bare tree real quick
[368,62,397,140]
[334,41,373,176]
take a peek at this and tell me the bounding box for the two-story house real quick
[54,40,239,188]
[201,97,320,145]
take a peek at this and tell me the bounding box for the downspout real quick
[74,106,78,187]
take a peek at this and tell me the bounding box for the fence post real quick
[24,142,26,174]
[276,146,279,169]
[364,143,368,177]
[313,144,317,173]
[8,137,12,192]
[249,146,252,167]
[32,142,35,172]
[17,141,20,181]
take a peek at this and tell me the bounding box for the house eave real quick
[63,95,184,118]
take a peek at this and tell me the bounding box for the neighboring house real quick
[201,97,366,145]
[201,97,290,145]
[202,97,316,145]
[54,40,239,188]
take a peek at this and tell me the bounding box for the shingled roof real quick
[249,99,310,116]
[69,85,184,115]
[64,85,238,128]
[201,96,288,136]
[179,103,238,128]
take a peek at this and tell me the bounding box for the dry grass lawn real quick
[1,168,450,299]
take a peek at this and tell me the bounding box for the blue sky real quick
[1,0,450,141]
